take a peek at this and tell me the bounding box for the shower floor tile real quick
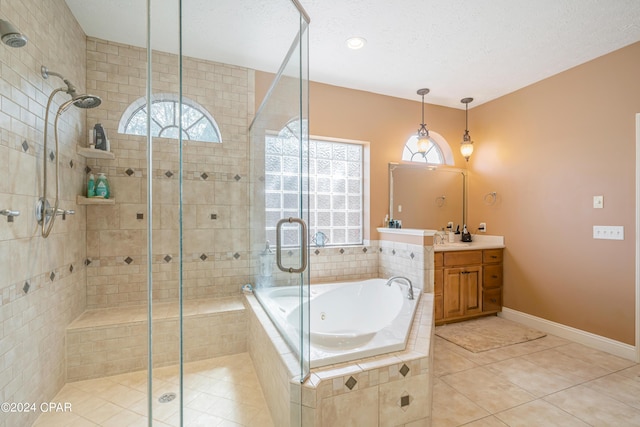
[32,353,273,427]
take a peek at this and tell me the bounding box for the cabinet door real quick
[443,268,464,318]
[462,266,482,315]
[443,266,482,319]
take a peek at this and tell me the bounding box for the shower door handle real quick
[275,217,308,274]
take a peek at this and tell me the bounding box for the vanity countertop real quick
[377,228,505,250]
[433,234,505,251]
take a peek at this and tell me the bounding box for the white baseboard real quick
[499,307,638,362]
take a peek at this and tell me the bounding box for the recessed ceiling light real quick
[346,37,366,50]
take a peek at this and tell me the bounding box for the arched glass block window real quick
[401,131,453,165]
[118,93,221,143]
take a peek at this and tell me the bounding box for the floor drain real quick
[158,392,176,403]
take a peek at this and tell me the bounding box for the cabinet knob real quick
[491,275,498,279]
[491,298,497,303]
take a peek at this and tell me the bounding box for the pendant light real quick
[460,97,474,161]
[416,88,431,153]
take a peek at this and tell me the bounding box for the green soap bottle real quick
[87,173,95,198]
[95,173,110,199]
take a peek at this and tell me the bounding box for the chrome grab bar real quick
[275,217,308,274]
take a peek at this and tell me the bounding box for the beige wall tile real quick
[321,386,379,426]
[379,373,431,426]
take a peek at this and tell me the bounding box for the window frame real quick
[117,93,222,143]
[401,130,454,165]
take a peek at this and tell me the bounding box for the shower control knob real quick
[0,209,20,217]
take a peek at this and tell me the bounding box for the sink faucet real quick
[385,276,415,300]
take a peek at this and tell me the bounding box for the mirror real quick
[389,162,467,230]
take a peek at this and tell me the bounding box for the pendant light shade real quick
[460,97,474,161]
[416,88,430,153]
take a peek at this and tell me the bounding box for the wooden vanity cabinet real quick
[434,248,503,325]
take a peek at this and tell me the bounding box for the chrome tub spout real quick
[385,276,415,300]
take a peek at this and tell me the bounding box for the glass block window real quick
[265,128,363,247]
[402,135,444,164]
[118,93,221,143]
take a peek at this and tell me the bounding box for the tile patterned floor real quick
[432,326,640,426]
[33,323,640,426]
[33,353,273,427]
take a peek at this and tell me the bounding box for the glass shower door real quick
[143,0,310,425]
[249,9,311,422]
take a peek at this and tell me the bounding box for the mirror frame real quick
[388,162,467,229]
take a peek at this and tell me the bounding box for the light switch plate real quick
[593,225,624,240]
[593,195,603,209]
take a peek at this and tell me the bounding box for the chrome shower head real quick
[71,94,101,109]
[0,19,27,48]
[41,65,102,109]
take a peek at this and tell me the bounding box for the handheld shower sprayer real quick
[41,66,102,110]
[38,66,102,238]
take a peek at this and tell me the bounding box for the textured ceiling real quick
[66,0,640,108]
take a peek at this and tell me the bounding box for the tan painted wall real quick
[257,41,638,345]
[470,42,640,345]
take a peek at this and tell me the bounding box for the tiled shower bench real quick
[65,297,246,381]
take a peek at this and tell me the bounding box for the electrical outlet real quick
[593,225,624,240]
[479,222,486,232]
[398,204,402,213]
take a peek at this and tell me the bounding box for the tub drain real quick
[158,392,176,403]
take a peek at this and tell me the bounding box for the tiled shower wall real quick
[84,37,255,308]
[0,2,89,427]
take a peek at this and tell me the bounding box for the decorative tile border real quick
[0,259,86,308]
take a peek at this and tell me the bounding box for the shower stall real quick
[1,0,309,426]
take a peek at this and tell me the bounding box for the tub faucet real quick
[385,276,415,300]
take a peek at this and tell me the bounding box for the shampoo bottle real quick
[94,123,107,150]
[87,173,95,198]
[95,173,110,199]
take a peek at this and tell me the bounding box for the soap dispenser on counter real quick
[446,223,455,243]
[461,224,472,242]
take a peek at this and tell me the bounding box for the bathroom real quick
[1,0,639,426]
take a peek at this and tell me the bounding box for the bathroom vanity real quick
[434,247,503,324]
